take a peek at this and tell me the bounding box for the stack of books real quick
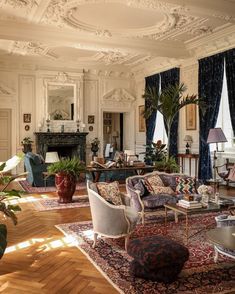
[178,199,202,209]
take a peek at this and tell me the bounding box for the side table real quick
[177,153,199,178]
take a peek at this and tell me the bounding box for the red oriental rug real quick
[56,212,235,294]
[18,180,86,193]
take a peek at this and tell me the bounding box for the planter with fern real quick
[47,157,85,203]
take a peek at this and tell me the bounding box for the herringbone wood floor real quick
[0,182,234,293]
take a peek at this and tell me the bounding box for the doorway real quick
[0,109,12,161]
[103,112,124,152]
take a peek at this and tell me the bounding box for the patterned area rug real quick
[18,180,86,193]
[56,212,235,294]
[32,195,89,211]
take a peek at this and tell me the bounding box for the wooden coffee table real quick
[164,203,223,244]
[207,226,235,262]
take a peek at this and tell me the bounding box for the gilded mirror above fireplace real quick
[47,82,76,121]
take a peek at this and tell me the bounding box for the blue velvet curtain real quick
[225,48,235,135]
[145,74,160,145]
[160,68,180,159]
[198,53,224,181]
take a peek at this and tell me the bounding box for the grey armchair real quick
[87,181,140,250]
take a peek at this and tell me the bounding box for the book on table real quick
[93,160,116,169]
[178,199,202,209]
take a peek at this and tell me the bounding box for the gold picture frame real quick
[186,104,196,130]
[139,105,146,132]
[23,113,31,123]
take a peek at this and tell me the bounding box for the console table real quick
[34,132,88,163]
[177,153,199,178]
[86,165,155,182]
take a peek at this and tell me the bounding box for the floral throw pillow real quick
[144,174,164,193]
[96,181,122,205]
[175,177,196,195]
[151,186,175,195]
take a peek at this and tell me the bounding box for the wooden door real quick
[0,109,11,161]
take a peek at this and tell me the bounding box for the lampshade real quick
[45,152,60,163]
[184,135,193,142]
[207,128,227,144]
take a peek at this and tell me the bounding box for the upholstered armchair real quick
[87,181,140,250]
[24,152,54,187]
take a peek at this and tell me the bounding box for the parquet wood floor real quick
[0,181,234,293]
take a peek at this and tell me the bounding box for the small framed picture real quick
[88,115,95,124]
[186,105,196,130]
[139,105,146,132]
[23,113,31,123]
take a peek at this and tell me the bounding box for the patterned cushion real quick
[144,174,164,193]
[96,181,122,205]
[151,186,175,195]
[175,177,196,194]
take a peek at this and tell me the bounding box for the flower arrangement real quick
[198,185,213,195]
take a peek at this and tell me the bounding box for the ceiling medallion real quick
[42,0,189,38]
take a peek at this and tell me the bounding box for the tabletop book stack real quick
[178,196,202,209]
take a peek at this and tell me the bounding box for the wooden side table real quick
[177,153,199,178]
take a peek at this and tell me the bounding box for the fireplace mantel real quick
[34,132,88,163]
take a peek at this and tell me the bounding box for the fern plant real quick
[47,157,85,178]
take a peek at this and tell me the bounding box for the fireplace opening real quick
[48,145,78,159]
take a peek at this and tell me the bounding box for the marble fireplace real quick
[34,132,88,163]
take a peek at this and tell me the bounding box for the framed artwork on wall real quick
[88,115,95,124]
[139,105,146,132]
[186,104,196,130]
[23,113,31,123]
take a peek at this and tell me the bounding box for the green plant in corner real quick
[0,157,25,258]
[143,83,206,160]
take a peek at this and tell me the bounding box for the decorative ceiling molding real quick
[0,0,39,9]
[103,88,135,103]
[42,0,203,41]
[10,41,57,59]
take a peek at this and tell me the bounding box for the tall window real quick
[152,77,168,144]
[214,62,234,151]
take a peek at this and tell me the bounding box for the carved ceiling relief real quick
[10,41,56,58]
[0,82,15,96]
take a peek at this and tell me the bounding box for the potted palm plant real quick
[47,157,85,203]
[143,83,205,160]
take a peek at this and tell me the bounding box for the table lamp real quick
[45,152,60,164]
[207,128,227,181]
[184,135,193,154]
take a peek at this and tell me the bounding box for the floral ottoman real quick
[127,235,189,283]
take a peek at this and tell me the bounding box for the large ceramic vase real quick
[55,172,76,203]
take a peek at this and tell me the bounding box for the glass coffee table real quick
[164,203,227,244]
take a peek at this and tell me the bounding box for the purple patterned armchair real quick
[126,171,188,224]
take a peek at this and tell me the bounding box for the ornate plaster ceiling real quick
[0,0,234,69]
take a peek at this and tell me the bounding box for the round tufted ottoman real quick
[127,235,189,283]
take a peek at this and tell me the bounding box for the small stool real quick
[127,235,189,283]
